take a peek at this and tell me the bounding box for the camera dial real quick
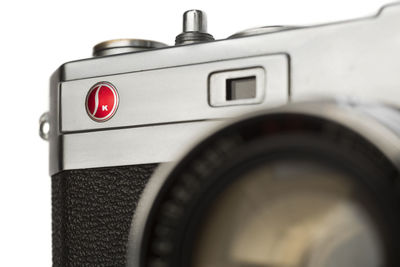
[93,39,167,57]
[93,10,215,57]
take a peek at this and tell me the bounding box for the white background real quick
[0,0,392,265]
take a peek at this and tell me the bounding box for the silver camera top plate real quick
[47,3,400,175]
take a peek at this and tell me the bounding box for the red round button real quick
[86,82,119,122]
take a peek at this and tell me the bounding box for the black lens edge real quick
[140,114,400,267]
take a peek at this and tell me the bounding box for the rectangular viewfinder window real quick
[209,67,265,107]
[226,76,256,101]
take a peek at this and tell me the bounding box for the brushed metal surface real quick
[60,55,288,133]
[57,3,400,106]
[60,120,224,172]
[47,3,400,174]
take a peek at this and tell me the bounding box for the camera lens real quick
[191,160,384,267]
[130,111,400,267]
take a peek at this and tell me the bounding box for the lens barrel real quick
[127,101,400,267]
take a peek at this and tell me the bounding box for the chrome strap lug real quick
[39,112,50,141]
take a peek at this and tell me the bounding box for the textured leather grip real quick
[51,164,158,267]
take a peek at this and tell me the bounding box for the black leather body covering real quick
[51,164,158,267]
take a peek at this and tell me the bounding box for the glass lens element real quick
[226,76,257,100]
[191,160,384,267]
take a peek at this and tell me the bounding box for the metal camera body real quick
[43,4,400,267]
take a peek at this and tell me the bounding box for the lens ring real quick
[139,114,400,267]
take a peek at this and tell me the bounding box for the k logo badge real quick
[86,82,119,122]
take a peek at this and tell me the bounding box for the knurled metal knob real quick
[93,39,167,57]
[175,10,215,45]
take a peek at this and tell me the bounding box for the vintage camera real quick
[41,4,400,267]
